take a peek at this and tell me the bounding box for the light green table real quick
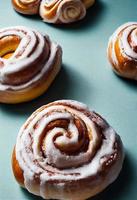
[0,0,137,199]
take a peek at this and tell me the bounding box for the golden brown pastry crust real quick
[107,22,137,80]
[82,0,95,9]
[12,100,124,200]
[12,148,24,187]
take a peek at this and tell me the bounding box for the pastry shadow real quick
[14,10,41,22]
[0,64,92,116]
[46,0,106,31]
[89,152,134,200]
[21,188,43,200]
[0,66,69,116]
[115,73,137,90]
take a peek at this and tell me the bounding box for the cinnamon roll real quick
[12,100,124,200]
[39,0,95,24]
[11,0,95,24]
[12,0,41,15]
[107,22,137,80]
[0,26,62,104]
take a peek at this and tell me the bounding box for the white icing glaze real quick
[39,0,86,24]
[15,100,123,199]
[108,22,137,65]
[0,26,62,91]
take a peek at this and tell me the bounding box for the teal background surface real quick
[0,0,137,199]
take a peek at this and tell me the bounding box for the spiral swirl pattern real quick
[40,0,86,23]
[15,100,124,199]
[107,22,137,80]
[12,0,95,24]
[0,26,62,103]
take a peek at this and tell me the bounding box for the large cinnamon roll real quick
[12,0,95,24]
[107,22,137,80]
[12,100,124,200]
[0,26,62,103]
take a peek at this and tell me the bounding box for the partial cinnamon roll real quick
[107,22,137,80]
[12,0,41,14]
[12,100,124,200]
[0,26,62,103]
[11,0,95,24]
[39,0,95,24]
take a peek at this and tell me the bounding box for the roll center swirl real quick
[29,107,102,169]
[40,116,90,155]
[65,6,80,19]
